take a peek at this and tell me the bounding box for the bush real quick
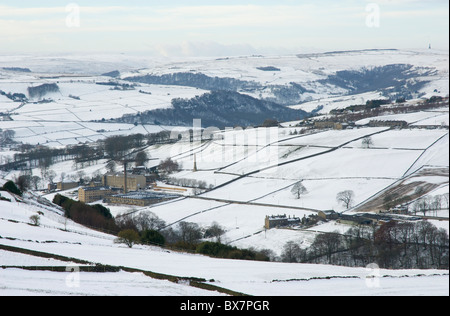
[115,229,140,248]
[196,242,234,257]
[2,180,22,196]
[29,215,41,226]
[159,158,180,175]
[141,229,165,246]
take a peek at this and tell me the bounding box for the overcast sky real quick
[0,0,448,56]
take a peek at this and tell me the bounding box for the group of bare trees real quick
[281,221,449,269]
[2,130,174,173]
[166,177,212,191]
[411,193,449,216]
[8,143,103,173]
[291,183,356,211]
[115,212,270,262]
[115,210,227,250]
[326,96,449,125]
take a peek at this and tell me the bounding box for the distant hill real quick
[2,67,31,73]
[102,70,121,78]
[119,90,308,128]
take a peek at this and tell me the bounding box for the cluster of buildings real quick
[104,191,179,207]
[55,171,179,207]
[313,121,353,130]
[264,210,404,230]
[318,210,395,226]
[265,214,301,229]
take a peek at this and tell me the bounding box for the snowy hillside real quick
[1,49,449,296]
[125,49,449,105]
[1,49,448,139]
[1,118,448,295]
[0,193,448,296]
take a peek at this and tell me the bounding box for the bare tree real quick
[60,172,66,183]
[31,176,41,191]
[281,241,302,263]
[337,190,355,209]
[133,211,166,231]
[178,221,202,245]
[291,181,308,199]
[29,215,41,226]
[76,170,86,184]
[15,174,31,192]
[362,136,374,149]
[47,169,57,184]
[106,160,116,173]
[443,193,449,210]
[413,197,431,216]
[204,222,226,243]
[432,195,443,215]
[311,232,343,264]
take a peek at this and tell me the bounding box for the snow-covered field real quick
[0,198,448,296]
[0,268,223,296]
[0,120,183,147]
[1,50,449,296]
[2,118,448,296]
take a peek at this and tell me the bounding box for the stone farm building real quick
[78,186,113,204]
[318,210,392,226]
[265,214,301,229]
[57,182,79,191]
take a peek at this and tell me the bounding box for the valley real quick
[0,49,449,296]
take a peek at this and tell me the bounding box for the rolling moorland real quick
[0,49,449,296]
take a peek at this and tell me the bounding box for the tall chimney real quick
[123,161,128,194]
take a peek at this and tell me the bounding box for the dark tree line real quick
[53,194,119,234]
[103,134,146,160]
[281,221,449,270]
[8,143,105,172]
[3,131,177,172]
[327,96,449,124]
[115,211,271,261]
